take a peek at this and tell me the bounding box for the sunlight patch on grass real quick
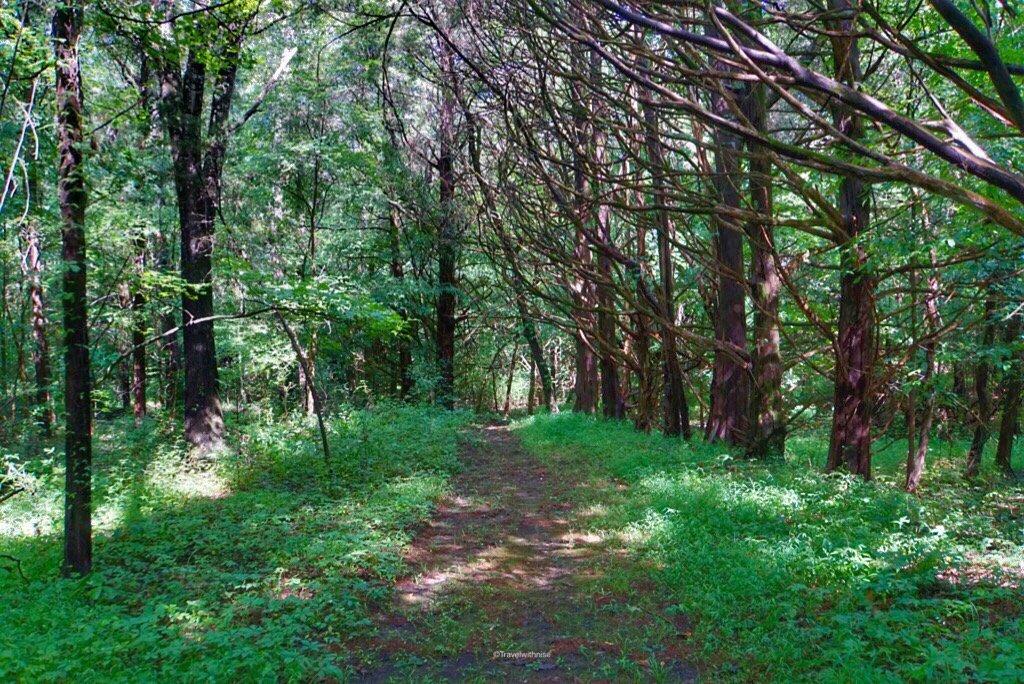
[0,405,472,680]
[515,413,1024,681]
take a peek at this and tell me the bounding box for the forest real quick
[1,0,1023,680]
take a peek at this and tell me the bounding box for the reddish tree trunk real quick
[825,0,874,479]
[705,91,749,444]
[596,202,623,419]
[568,42,599,415]
[629,189,656,433]
[825,199,874,478]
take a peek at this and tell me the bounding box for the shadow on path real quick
[357,424,698,682]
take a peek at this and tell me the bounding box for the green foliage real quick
[0,406,471,680]
[516,414,1024,682]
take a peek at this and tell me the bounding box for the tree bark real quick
[131,231,147,423]
[965,294,996,477]
[905,262,940,492]
[825,0,874,479]
[744,81,784,459]
[159,37,241,451]
[435,37,458,409]
[705,63,749,445]
[629,188,656,434]
[590,50,623,420]
[527,354,537,414]
[54,0,92,576]
[568,39,599,414]
[503,343,518,416]
[641,99,690,438]
[21,221,54,435]
[994,315,1022,477]
[388,208,414,399]
[155,225,180,415]
[516,293,554,412]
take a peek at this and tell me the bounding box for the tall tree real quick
[705,32,749,445]
[129,229,147,422]
[966,293,996,477]
[993,314,1022,477]
[53,0,92,575]
[743,78,784,459]
[569,42,599,414]
[20,219,54,435]
[825,0,875,479]
[641,98,691,438]
[435,33,459,409]
[150,6,270,448]
[589,47,624,419]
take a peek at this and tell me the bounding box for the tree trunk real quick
[705,74,749,445]
[527,354,537,414]
[744,81,784,459]
[388,208,414,399]
[965,294,996,477]
[588,50,623,420]
[825,0,874,479]
[572,279,599,414]
[516,295,554,412]
[435,38,458,410]
[54,0,92,575]
[503,343,518,417]
[118,283,132,413]
[159,38,240,451]
[298,330,318,416]
[275,311,331,469]
[630,196,656,433]
[167,52,224,451]
[155,225,180,415]
[994,315,1022,477]
[21,221,54,434]
[131,231,147,423]
[906,263,940,492]
[569,41,599,415]
[641,99,690,438]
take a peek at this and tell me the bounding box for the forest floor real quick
[2,408,1022,681]
[358,424,699,682]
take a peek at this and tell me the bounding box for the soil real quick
[355,424,698,682]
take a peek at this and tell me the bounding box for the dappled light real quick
[3,0,1024,679]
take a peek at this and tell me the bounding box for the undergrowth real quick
[515,413,1024,682]
[0,404,471,681]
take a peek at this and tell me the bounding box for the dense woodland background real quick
[1,0,1024,679]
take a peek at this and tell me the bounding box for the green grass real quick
[0,404,471,681]
[515,413,1024,682]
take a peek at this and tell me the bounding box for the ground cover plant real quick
[1,406,470,680]
[516,414,1024,681]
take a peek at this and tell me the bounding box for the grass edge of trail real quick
[0,404,473,682]
[512,412,1024,682]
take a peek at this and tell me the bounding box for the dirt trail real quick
[356,424,698,682]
